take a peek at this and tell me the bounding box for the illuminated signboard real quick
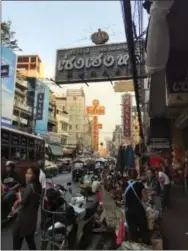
[55,41,146,84]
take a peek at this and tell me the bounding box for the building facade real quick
[17,55,44,79]
[112,125,123,152]
[66,88,89,147]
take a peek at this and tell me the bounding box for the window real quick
[18,57,29,63]
[28,149,35,160]
[30,57,36,63]
[1,146,9,160]
[20,148,28,160]
[69,125,72,130]
[11,147,20,160]
[76,125,79,130]
[30,64,36,69]
[73,96,77,101]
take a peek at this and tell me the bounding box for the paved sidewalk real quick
[163,185,188,249]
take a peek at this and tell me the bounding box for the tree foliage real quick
[1,20,22,51]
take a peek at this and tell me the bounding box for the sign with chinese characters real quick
[36,93,44,120]
[98,124,103,129]
[122,94,132,140]
[92,116,99,151]
[35,80,50,135]
[1,65,9,77]
[86,106,105,115]
[86,99,105,115]
[55,41,146,84]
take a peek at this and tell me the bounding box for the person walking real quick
[12,167,42,250]
[124,169,150,245]
[157,167,171,210]
[37,160,46,232]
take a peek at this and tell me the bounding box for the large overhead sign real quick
[55,41,146,84]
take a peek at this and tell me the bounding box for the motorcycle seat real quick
[47,222,73,235]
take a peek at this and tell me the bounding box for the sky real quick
[2,1,147,143]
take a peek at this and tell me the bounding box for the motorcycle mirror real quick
[67,182,72,186]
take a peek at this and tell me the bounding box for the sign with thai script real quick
[36,93,44,120]
[1,65,9,77]
[55,41,146,84]
[122,94,132,140]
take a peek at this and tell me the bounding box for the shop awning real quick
[49,144,63,156]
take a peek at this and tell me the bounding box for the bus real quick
[1,126,45,183]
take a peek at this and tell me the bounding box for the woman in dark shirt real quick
[12,167,42,250]
[124,169,149,245]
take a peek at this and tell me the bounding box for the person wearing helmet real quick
[2,161,20,211]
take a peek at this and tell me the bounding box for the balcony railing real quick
[16,78,28,89]
[14,101,32,114]
[48,113,56,123]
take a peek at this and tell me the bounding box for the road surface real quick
[1,172,75,250]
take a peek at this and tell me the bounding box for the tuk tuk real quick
[72,159,85,182]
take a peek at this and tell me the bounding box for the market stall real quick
[100,170,164,250]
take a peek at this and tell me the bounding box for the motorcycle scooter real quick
[41,182,99,250]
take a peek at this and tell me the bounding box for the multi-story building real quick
[12,73,33,131]
[112,125,123,152]
[48,91,57,132]
[66,88,88,147]
[55,94,70,145]
[17,55,44,79]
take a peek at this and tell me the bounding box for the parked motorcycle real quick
[41,182,98,250]
[1,181,20,224]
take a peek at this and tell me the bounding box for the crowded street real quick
[2,0,188,250]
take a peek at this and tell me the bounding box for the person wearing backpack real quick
[124,169,150,245]
[12,167,42,250]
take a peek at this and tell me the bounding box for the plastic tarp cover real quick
[146,0,174,74]
[49,144,63,156]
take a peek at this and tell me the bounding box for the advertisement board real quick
[35,81,50,135]
[1,46,17,127]
[55,41,146,84]
[122,94,132,140]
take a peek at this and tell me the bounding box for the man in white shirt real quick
[158,170,170,210]
[37,160,46,232]
[39,168,46,190]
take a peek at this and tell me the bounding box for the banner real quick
[1,46,17,127]
[122,94,132,140]
[35,80,49,135]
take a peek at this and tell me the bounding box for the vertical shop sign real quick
[36,93,44,120]
[35,80,49,135]
[122,94,132,140]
